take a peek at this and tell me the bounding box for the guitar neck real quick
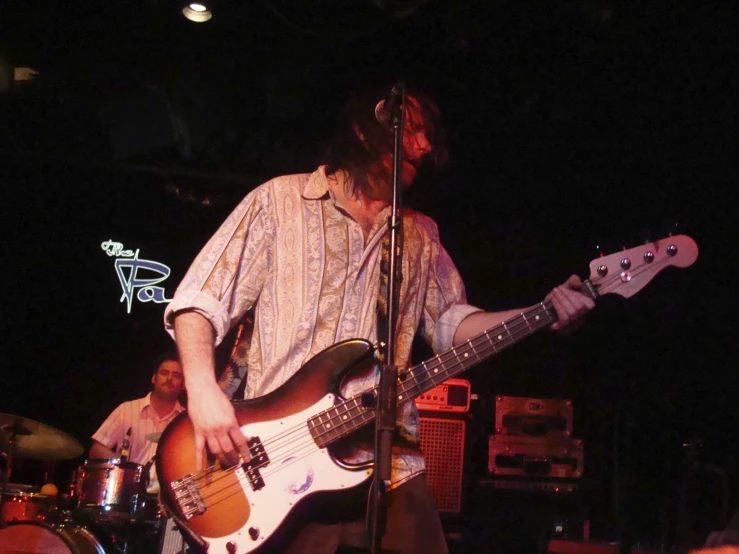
[309,281,598,447]
[398,300,559,400]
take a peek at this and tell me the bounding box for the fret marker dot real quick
[464,353,469,358]
[434,368,438,373]
[325,424,331,429]
[535,315,540,321]
[343,415,348,420]
[498,335,502,340]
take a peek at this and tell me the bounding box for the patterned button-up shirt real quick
[164,165,481,488]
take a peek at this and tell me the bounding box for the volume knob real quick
[248,527,260,541]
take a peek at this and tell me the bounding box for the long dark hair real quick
[322,81,448,199]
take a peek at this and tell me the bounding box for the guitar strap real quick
[217,309,254,399]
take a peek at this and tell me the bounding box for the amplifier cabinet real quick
[488,435,583,478]
[158,517,185,554]
[495,395,573,438]
[419,414,466,513]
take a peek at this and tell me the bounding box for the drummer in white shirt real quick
[90,353,185,490]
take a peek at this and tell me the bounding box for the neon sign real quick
[101,240,172,313]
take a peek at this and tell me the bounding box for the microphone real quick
[374,83,403,126]
[120,426,132,462]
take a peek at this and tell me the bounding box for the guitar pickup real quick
[242,436,269,491]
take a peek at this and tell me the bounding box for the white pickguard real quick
[204,394,373,553]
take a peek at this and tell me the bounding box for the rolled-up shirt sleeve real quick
[419,222,483,354]
[164,185,274,346]
[91,404,124,451]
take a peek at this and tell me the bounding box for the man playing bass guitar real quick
[163,82,594,554]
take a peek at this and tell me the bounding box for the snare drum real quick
[1,484,54,522]
[0,520,109,554]
[75,458,145,515]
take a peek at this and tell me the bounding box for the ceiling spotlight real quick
[182,3,212,23]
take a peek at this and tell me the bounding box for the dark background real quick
[1,0,737,549]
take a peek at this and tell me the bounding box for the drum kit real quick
[0,413,178,554]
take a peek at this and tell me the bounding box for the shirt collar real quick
[301,165,331,200]
[142,392,184,418]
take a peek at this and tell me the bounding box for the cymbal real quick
[145,432,162,444]
[0,413,83,461]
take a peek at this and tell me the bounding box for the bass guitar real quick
[156,234,698,553]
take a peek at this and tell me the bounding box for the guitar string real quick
[188,304,543,491]
[193,298,569,505]
[190,296,555,487]
[194,303,562,508]
[192,271,647,511]
[186,264,627,504]
[190,313,545,505]
[187,263,634,506]
[250,254,664,476]
[241,303,554,472]
[195,248,672,486]
[187,289,559,485]
[185,258,670,508]
[254,265,612,459]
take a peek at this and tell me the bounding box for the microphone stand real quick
[368,82,406,554]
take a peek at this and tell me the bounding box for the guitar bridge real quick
[242,436,270,491]
[171,474,207,520]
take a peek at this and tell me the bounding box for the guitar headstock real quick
[588,235,699,298]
